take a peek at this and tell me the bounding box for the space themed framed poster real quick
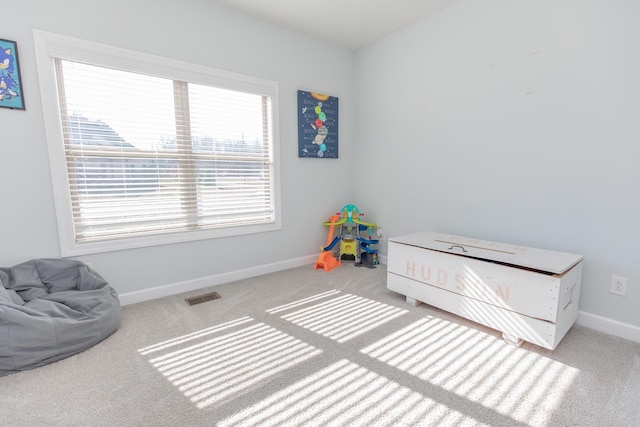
[297,90,338,158]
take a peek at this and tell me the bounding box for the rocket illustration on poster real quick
[297,90,338,158]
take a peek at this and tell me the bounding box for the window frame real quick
[33,30,281,256]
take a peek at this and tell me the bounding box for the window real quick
[34,31,280,256]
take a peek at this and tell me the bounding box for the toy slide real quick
[357,237,379,253]
[357,237,379,245]
[315,214,342,272]
[360,245,379,254]
[324,215,341,247]
[322,236,341,251]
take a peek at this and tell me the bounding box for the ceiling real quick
[206,0,461,50]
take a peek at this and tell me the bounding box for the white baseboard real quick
[119,254,317,306]
[576,311,640,344]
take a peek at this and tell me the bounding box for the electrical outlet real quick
[609,275,627,296]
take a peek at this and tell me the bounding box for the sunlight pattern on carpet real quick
[273,291,408,343]
[140,317,322,409]
[266,290,342,314]
[360,317,580,426]
[138,316,254,356]
[218,359,483,427]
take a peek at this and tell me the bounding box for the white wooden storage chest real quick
[387,231,583,350]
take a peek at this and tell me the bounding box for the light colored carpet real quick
[1,264,639,426]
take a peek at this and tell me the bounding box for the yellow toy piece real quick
[340,237,357,257]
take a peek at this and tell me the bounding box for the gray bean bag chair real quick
[0,259,120,376]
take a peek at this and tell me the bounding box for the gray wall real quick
[355,0,640,327]
[1,0,355,293]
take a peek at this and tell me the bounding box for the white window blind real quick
[56,59,275,244]
[33,30,280,255]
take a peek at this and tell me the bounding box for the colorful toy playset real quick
[314,204,380,272]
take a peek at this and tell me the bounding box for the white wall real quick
[1,0,355,294]
[355,0,640,329]
[3,0,638,335]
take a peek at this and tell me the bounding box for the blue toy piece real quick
[355,237,380,269]
[322,236,341,252]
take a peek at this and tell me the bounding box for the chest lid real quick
[389,231,583,274]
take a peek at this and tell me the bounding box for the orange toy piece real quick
[314,251,341,272]
[324,215,340,247]
[315,215,342,272]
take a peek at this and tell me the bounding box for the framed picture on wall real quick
[297,90,338,158]
[0,38,25,110]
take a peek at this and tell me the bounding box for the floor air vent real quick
[185,291,221,306]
